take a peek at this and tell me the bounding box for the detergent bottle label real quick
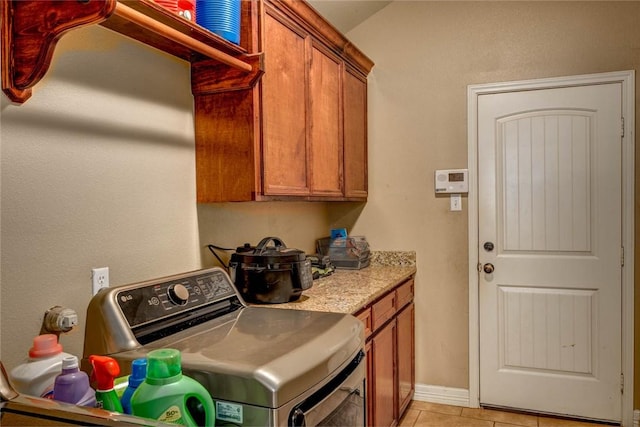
[158,405,183,424]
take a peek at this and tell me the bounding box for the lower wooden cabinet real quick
[364,340,374,425]
[358,278,415,427]
[397,302,415,416]
[371,318,397,426]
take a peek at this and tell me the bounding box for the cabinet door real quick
[397,302,415,417]
[262,10,310,196]
[343,67,368,199]
[194,89,259,202]
[365,339,374,426]
[309,42,343,197]
[371,318,397,427]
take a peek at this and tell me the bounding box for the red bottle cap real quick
[29,334,63,358]
[89,355,120,390]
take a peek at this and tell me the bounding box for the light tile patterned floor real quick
[399,401,617,427]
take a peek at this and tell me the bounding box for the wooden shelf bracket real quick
[2,0,117,104]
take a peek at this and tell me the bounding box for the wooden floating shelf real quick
[2,0,261,104]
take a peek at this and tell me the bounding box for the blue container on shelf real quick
[196,0,241,45]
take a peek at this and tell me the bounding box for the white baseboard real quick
[412,384,471,408]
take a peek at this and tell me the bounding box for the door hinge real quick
[621,117,625,137]
[621,246,625,267]
[621,373,624,394]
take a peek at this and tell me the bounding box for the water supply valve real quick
[39,306,78,338]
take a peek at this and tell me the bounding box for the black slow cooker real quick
[229,237,313,303]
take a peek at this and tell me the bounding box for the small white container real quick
[10,334,75,398]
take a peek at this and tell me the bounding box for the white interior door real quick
[478,83,622,422]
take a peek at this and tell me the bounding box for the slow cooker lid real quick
[233,237,306,263]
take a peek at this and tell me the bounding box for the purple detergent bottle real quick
[53,355,96,407]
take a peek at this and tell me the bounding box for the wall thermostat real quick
[435,169,468,193]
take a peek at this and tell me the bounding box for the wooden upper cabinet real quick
[262,11,310,196]
[344,67,369,199]
[309,43,344,197]
[193,0,373,202]
[194,90,259,202]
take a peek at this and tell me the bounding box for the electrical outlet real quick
[450,194,462,211]
[91,267,109,295]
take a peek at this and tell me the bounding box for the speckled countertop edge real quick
[369,251,416,267]
[263,251,417,314]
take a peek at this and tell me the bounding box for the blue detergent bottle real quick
[120,358,147,414]
[131,348,215,426]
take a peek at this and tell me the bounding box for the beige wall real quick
[1,0,639,413]
[340,0,640,402]
[197,202,333,266]
[0,27,330,370]
[0,26,201,369]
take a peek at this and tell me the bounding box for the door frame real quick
[467,70,635,425]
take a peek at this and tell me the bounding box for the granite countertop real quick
[266,251,417,314]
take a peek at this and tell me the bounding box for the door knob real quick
[483,263,495,274]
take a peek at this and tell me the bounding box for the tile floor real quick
[399,401,617,427]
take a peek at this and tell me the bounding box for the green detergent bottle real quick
[131,349,215,426]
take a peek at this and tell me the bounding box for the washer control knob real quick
[167,284,189,305]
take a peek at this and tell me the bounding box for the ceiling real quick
[306,0,392,33]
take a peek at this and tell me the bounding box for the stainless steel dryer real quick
[82,267,365,426]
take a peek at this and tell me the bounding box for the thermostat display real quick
[435,169,468,193]
[448,172,465,182]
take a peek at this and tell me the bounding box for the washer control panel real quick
[116,269,237,328]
